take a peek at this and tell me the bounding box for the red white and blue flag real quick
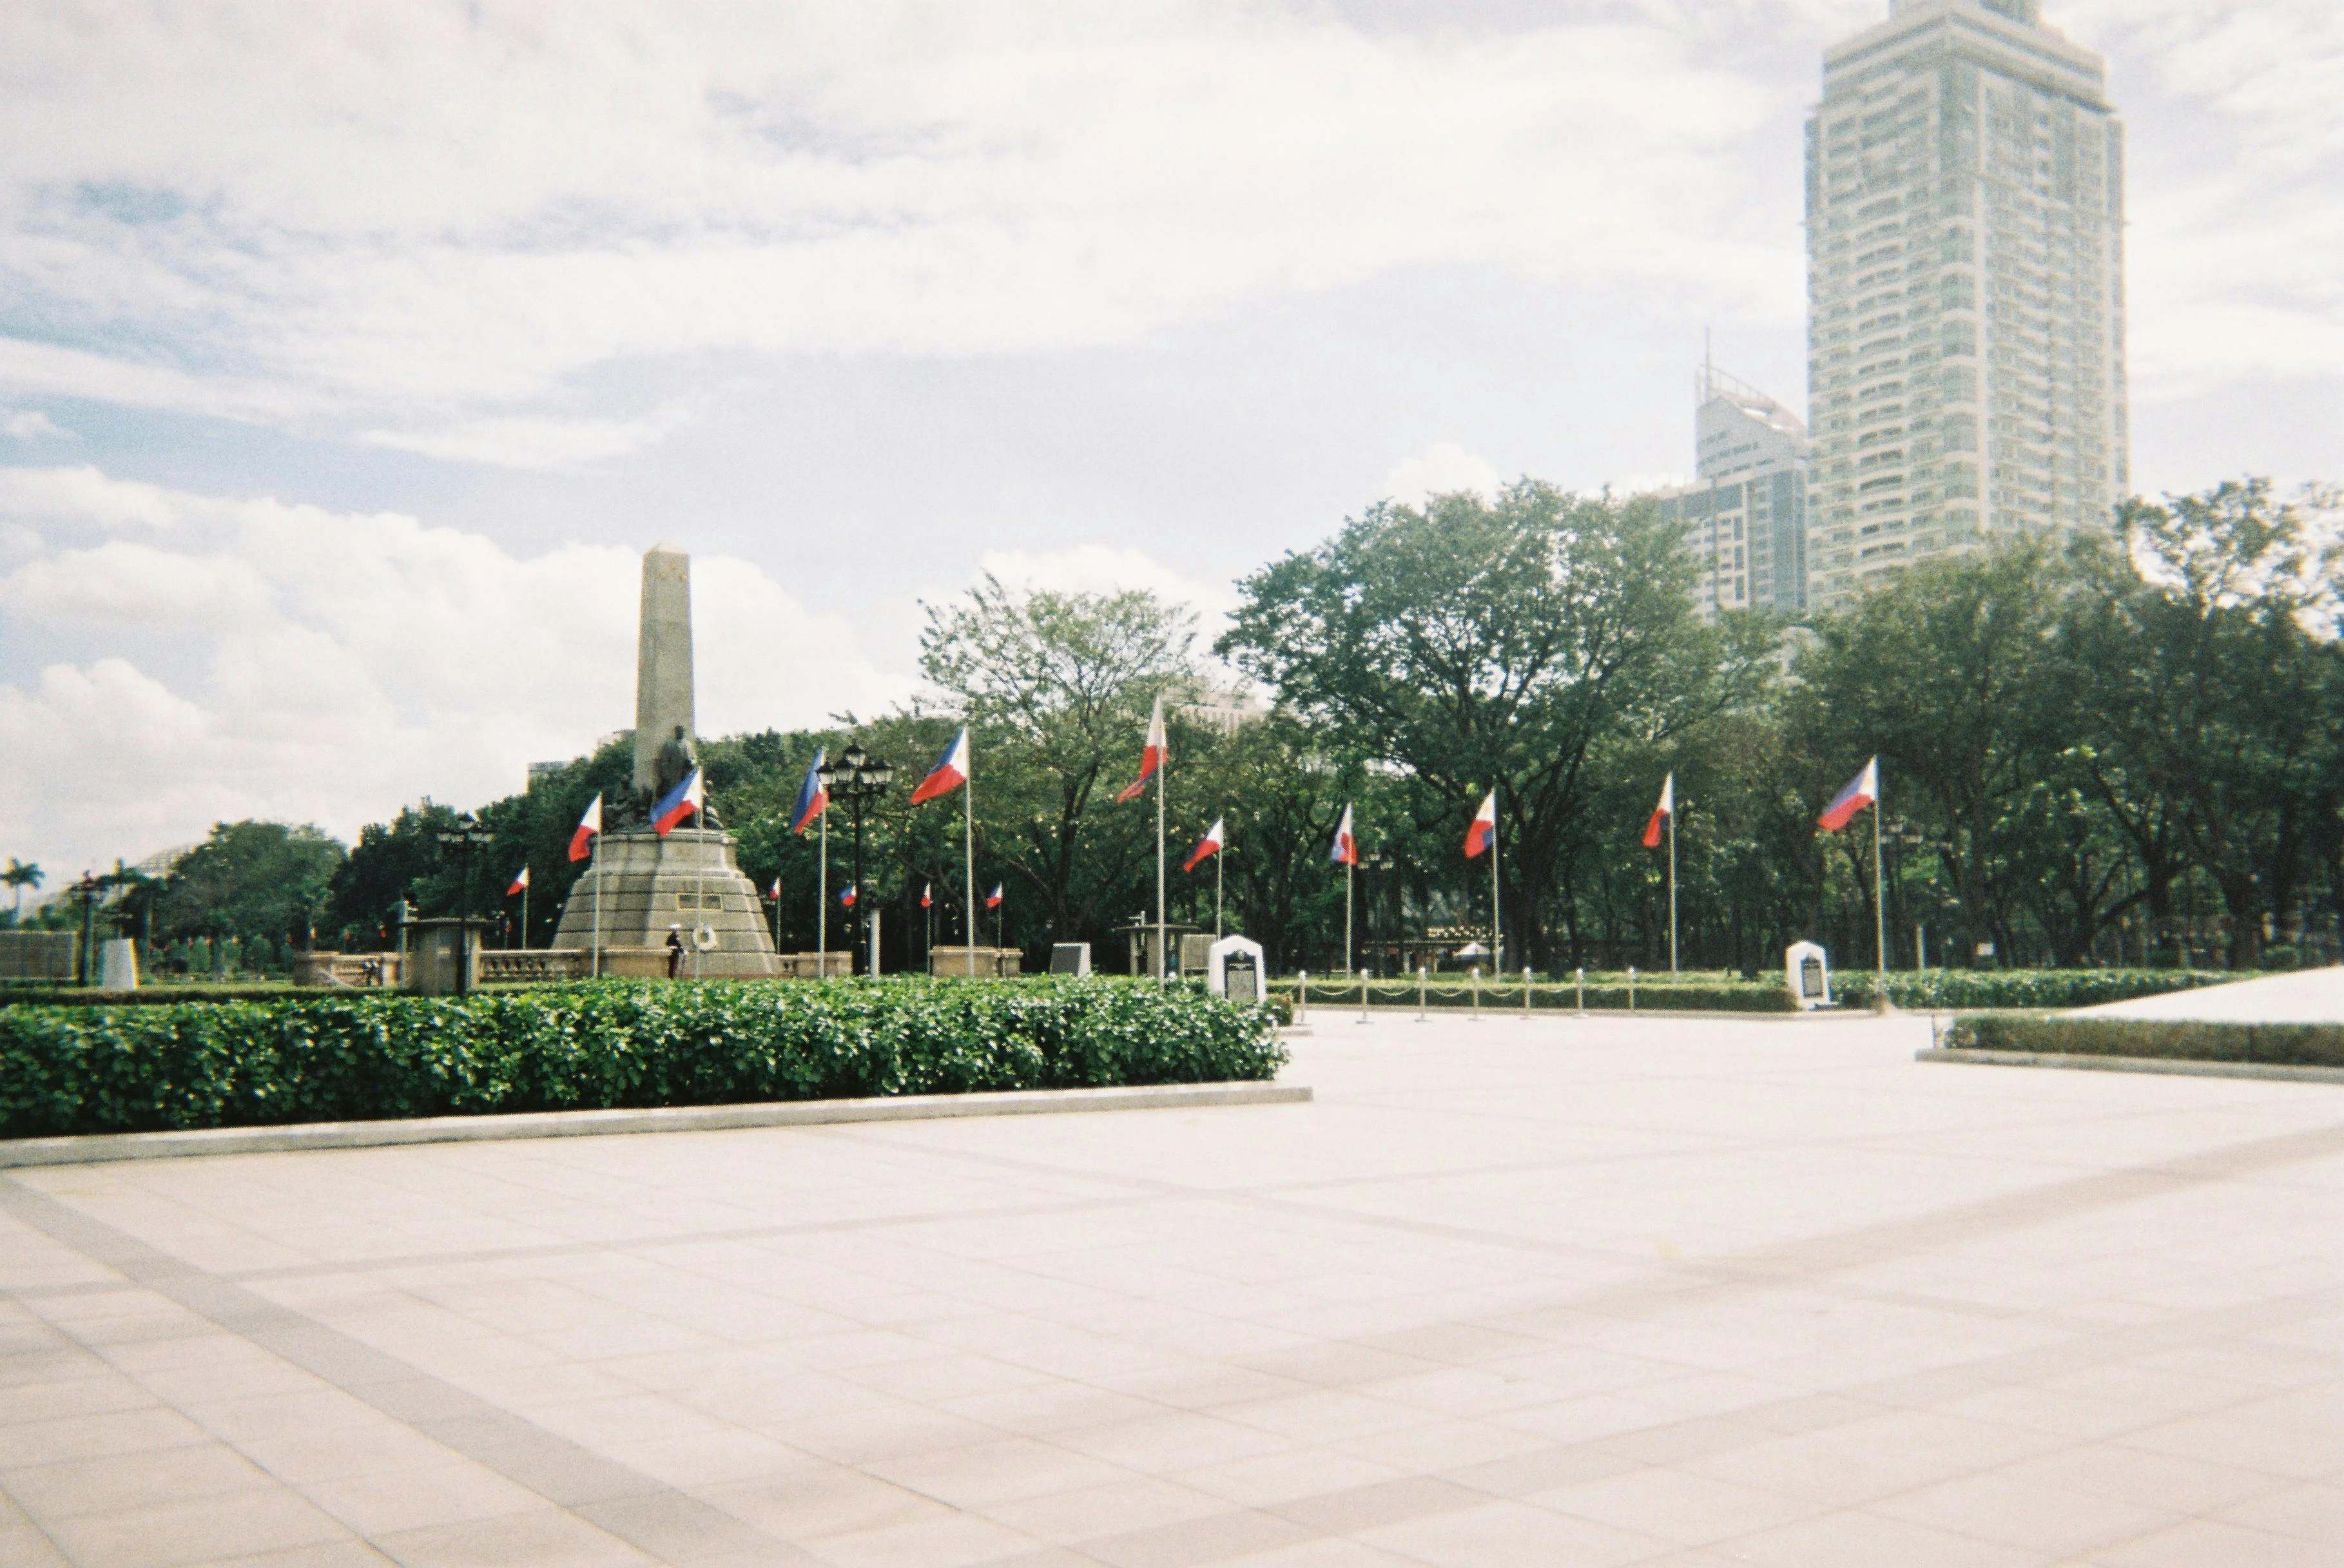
[1183,817,1226,873]
[1464,791,1497,859]
[1330,804,1358,866]
[911,728,971,804]
[1641,774,1674,849]
[838,883,857,908]
[765,878,780,902]
[1817,758,1879,833]
[792,749,828,833]
[652,767,703,835]
[506,865,529,896]
[568,794,601,862]
[921,882,933,908]
[1116,697,1168,803]
[985,883,1003,909]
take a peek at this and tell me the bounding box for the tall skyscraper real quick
[1805,0,2127,611]
[1656,365,1811,621]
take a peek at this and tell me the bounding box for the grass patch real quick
[0,977,1285,1140]
[1946,1012,2344,1069]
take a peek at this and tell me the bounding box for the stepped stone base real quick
[552,829,780,978]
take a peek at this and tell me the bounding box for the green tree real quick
[2070,481,2343,965]
[157,822,347,953]
[918,576,1201,945]
[3,858,40,918]
[1221,482,1774,968]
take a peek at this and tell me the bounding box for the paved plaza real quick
[4,1012,2342,1567]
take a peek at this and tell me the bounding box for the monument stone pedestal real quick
[552,828,780,978]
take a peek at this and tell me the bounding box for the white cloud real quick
[3,409,64,440]
[0,2,1793,442]
[358,409,686,470]
[0,465,906,874]
[970,543,1234,621]
[1380,443,1502,506]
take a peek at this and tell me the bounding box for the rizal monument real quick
[548,545,782,976]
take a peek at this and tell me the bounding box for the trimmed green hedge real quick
[1275,977,1796,1014]
[1832,967,2231,1011]
[0,977,1286,1140]
[1946,1012,2344,1069]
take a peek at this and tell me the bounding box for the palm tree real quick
[3,858,41,915]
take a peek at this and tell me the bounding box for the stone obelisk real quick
[633,545,695,797]
[549,545,781,977]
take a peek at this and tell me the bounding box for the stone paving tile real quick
[5,1012,2343,1567]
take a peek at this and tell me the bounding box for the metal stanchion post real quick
[1358,968,1369,1024]
[1297,969,1308,1025]
[1417,965,1428,1022]
[1523,969,1533,1021]
[1576,966,1585,1014]
[1470,965,1480,1021]
[1628,965,1637,1012]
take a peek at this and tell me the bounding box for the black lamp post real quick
[1360,849,1395,975]
[432,820,496,995]
[817,744,895,974]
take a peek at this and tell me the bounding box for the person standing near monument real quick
[665,924,685,979]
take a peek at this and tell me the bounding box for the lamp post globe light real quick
[817,743,895,974]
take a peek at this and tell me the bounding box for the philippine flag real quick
[1641,774,1674,849]
[792,749,828,834]
[1183,817,1226,873]
[1330,804,1358,866]
[506,865,530,896]
[1115,697,1168,803]
[1818,758,1880,832]
[911,728,971,804]
[652,767,703,835]
[985,884,1004,909]
[568,794,602,862]
[839,883,858,908]
[1464,791,1497,859]
[921,882,933,909]
[765,878,780,902]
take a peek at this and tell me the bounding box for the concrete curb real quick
[1917,1047,2344,1086]
[0,1082,1314,1168]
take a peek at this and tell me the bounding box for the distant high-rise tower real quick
[1805,0,2127,610]
[1656,363,1812,621]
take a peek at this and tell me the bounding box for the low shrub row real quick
[1275,977,1796,1014]
[0,977,1286,1140]
[1946,1012,2344,1069]
[1832,967,2231,1011]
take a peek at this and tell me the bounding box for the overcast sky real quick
[2,0,2338,882]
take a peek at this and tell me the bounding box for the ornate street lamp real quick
[432,819,496,996]
[817,743,895,974]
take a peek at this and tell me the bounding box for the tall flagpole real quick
[590,835,603,978]
[1155,751,1167,983]
[1215,842,1223,939]
[1490,797,1503,980]
[817,809,828,972]
[964,748,977,978]
[521,876,529,952]
[1345,859,1355,976]
[1668,800,1679,976]
[1872,766,1888,1006]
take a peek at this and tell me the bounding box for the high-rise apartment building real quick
[1805,0,2126,610]
[1655,365,1811,621]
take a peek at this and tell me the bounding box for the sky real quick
[2,0,2338,885]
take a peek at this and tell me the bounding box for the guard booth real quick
[1783,941,1831,1011]
[1208,936,1266,1004]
